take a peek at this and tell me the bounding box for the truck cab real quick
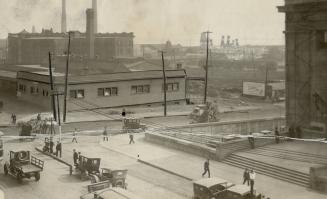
[193,177,234,199]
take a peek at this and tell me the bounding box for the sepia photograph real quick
[0,0,326,198]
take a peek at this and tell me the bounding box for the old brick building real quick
[278,0,327,137]
[7,8,134,65]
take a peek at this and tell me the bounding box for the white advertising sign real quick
[243,82,265,97]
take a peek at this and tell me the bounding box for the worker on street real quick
[11,113,16,125]
[129,133,135,144]
[56,141,62,158]
[103,126,108,141]
[249,169,256,197]
[72,128,78,143]
[202,159,210,178]
[242,168,250,186]
[275,127,280,144]
[73,149,78,166]
[49,137,54,154]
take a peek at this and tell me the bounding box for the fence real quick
[161,117,285,136]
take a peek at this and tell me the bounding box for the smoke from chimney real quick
[92,0,98,33]
[61,0,67,33]
[86,8,95,59]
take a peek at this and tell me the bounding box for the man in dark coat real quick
[56,141,62,158]
[243,168,250,185]
[275,127,280,144]
[103,126,108,141]
[202,159,210,178]
[129,133,135,144]
[73,149,78,166]
[49,138,54,154]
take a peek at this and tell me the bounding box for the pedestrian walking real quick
[129,133,135,144]
[249,169,256,197]
[49,137,54,154]
[103,126,108,141]
[56,141,62,158]
[275,127,280,144]
[202,159,210,178]
[72,128,78,143]
[242,168,250,186]
[248,133,255,149]
[73,149,78,166]
[11,113,16,125]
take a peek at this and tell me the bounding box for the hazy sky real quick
[0,0,285,45]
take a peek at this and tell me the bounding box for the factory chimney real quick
[61,0,67,33]
[86,8,95,59]
[92,0,98,33]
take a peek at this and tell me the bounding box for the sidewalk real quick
[101,133,327,199]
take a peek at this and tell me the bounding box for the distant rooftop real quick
[17,70,186,85]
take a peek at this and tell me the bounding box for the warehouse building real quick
[16,70,186,111]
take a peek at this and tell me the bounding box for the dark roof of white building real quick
[17,70,186,85]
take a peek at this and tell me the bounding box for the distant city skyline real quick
[0,0,285,45]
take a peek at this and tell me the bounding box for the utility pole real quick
[63,31,72,122]
[51,90,64,142]
[48,52,57,121]
[204,31,212,104]
[160,51,167,117]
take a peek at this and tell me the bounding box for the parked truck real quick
[3,150,44,182]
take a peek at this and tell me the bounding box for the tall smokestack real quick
[92,0,98,33]
[86,8,95,59]
[61,0,67,33]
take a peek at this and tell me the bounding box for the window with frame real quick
[30,86,39,95]
[163,83,179,92]
[70,89,85,99]
[97,87,118,97]
[18,84,26,93]
[131,85,150,94]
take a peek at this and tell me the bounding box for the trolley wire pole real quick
[63,31,72,122]
[48,52,57,121]
[160,51,167,117]
[203,31,212,104]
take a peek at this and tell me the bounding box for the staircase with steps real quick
[243,146,327,165]
[222,154,310,187]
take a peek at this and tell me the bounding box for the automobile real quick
[223,184,255,199]
[76,155,101,180]
[90,168,128,189]
[3,150,44,182]
[122,118,146,133]
[193,177,234,199]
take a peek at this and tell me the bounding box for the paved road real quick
[0,139,192,199]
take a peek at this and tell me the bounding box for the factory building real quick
[278,0,327,138]
[7,0,134,65]
[16,70,187,111]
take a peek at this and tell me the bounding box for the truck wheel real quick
[35,172,40,181]
[4,165,8,175]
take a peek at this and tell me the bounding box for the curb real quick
[137,159,193,181]
[99,143,193,181]
[63,114,189,125]
[35,147,73,175]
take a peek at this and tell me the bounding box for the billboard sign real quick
[243,82,265,97]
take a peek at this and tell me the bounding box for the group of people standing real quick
[44,137,62,158]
